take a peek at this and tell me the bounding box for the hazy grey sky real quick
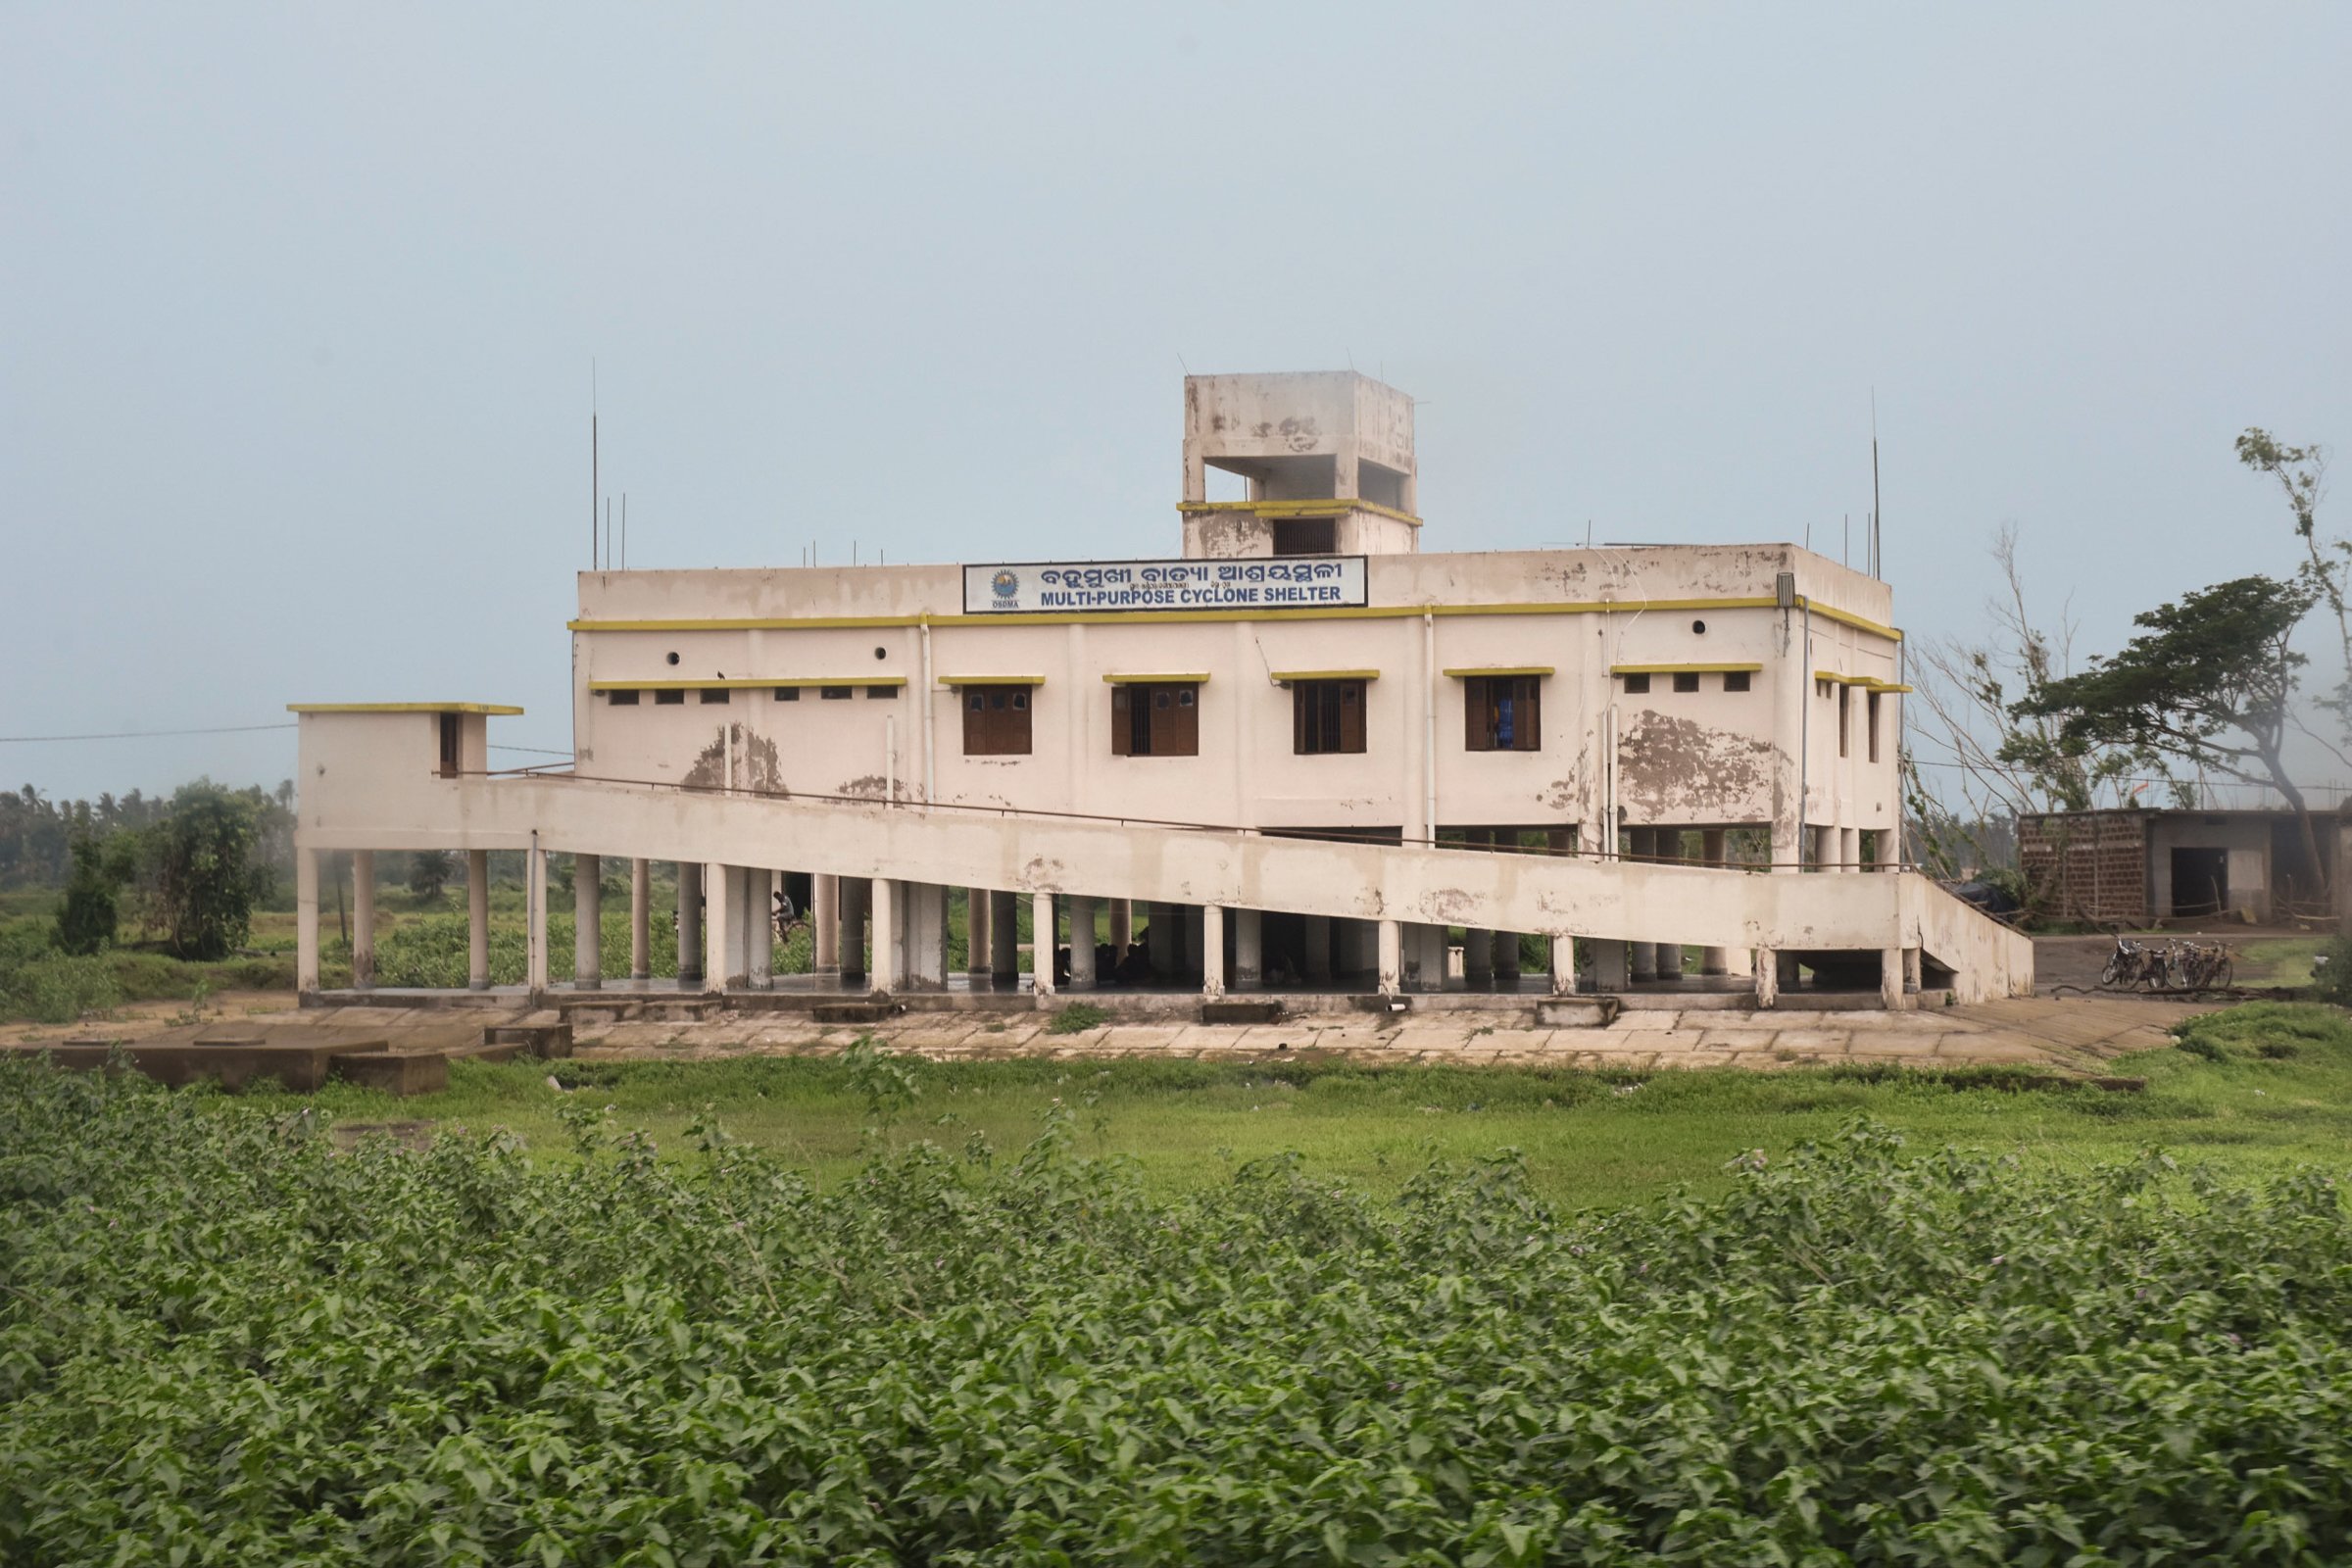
[5,3,2348,801]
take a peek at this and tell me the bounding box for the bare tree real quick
[2237,428,2342,733]
[1909,526,2153,828]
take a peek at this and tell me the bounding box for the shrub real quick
[1047,1000,1109,1034]
[2314,934,2352,1006]
[53,838,117,956]
[1,951,122,1023]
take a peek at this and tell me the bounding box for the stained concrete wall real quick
[567,544,1900,849]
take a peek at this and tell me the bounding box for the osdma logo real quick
[990,569,1020,606]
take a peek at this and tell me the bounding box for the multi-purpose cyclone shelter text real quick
[289,369,2031,1006]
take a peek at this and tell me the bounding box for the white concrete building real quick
[291,371,2030,1008]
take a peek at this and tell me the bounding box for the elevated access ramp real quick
[296,772,2034,1004]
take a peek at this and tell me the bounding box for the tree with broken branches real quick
[2014,572,2328,899]
[2237,427,2344,736]
[1904,525,2150,881]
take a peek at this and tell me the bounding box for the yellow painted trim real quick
[1102,672,1210,685]
[588,676,906,692]
[1268,668,1379,683]
[1797,597,1900,640]
[1442,665,1555,679]
[1611,662,1765,676]
[287,702,523,715]
[1175,498,1423,525]
[567,592,1903,640]
[936,674,1048,687]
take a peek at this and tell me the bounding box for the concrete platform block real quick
[1534,997,1622,1029]
[481,1022,575,1058]
[332,1052,449,1096]
[1201,999,1282,1025]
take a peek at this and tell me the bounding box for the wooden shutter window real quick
[1110,686,1134,757]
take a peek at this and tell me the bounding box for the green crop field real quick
[5,1004,2351,1563]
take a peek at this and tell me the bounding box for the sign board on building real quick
[962,557,1368,614]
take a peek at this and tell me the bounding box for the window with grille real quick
[1724,670,1751,693]
[773,687,801,701]
[1109,683,1200,758]
[1621,672,1651,695]
[438,713,462,778]
[606,689,640,706]
[1867,690,1882,762]
[655,689,686,706]
[1292,680,1366,755]
[962,686,1033,756]
[1838,683,1851,757]
[867,685,899,700]
[820,686,852,701]
[1672,671,1700,694]
[700,688,730,704]
[1464,676,1541,752]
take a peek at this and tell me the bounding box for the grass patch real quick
[231,1003,2352,1209]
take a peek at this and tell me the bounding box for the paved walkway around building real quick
[7,989,2208,1080]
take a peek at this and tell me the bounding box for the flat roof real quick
[286,703,523,715]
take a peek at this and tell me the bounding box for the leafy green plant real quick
[5,1056,2352,1564]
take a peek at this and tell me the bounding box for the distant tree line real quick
[2,779,294,960]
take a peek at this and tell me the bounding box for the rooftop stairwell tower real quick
[1179,370,1421,559]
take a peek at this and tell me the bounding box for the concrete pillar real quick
[1904,947,1922,993]
[296,848,321,994]
[1494,928,1521,988]
[745,867,772,991]
[630,858,651,981]
[1591,939,1629,993]
[838,877,869,984]
[1147,902,1179,978]
[1067,895,1097,990]
[989,890,1017,985]
[707,864,740,989]
[1109,899,1132,952]
[1301,914,1332,983]
[573,852,602,990]
[899,881,949,991]
[1653,832,1684,981]
[965,886,993,985]
[1699,829,1730,974]
[1772,819,1803,874]
[1232,907,1261,990]
[871,877,898,992]
[1406,923,1446,992]
[1842,826,1862,873]
[350,850,375,991]
[1461,925,1493,986]
[1460,830,1494,987]
[1200,905,1226,998]
[1031,894,1055,1001]
[1755,948,1780,1007]
[1879,946,1906,1009]
[813,873,840,980]
[1549,933,1576,996]
[524,843,550,995]
[1628,829,1657,981]
[467,850,491,991]
[1377,918,1402,997]
[675,861,705,986]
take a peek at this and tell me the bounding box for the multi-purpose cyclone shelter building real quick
[290,371,2032,1008]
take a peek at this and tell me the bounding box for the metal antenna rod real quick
[621,493,627,570]
[583,362,592,570]
[1870,389,1883,579]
